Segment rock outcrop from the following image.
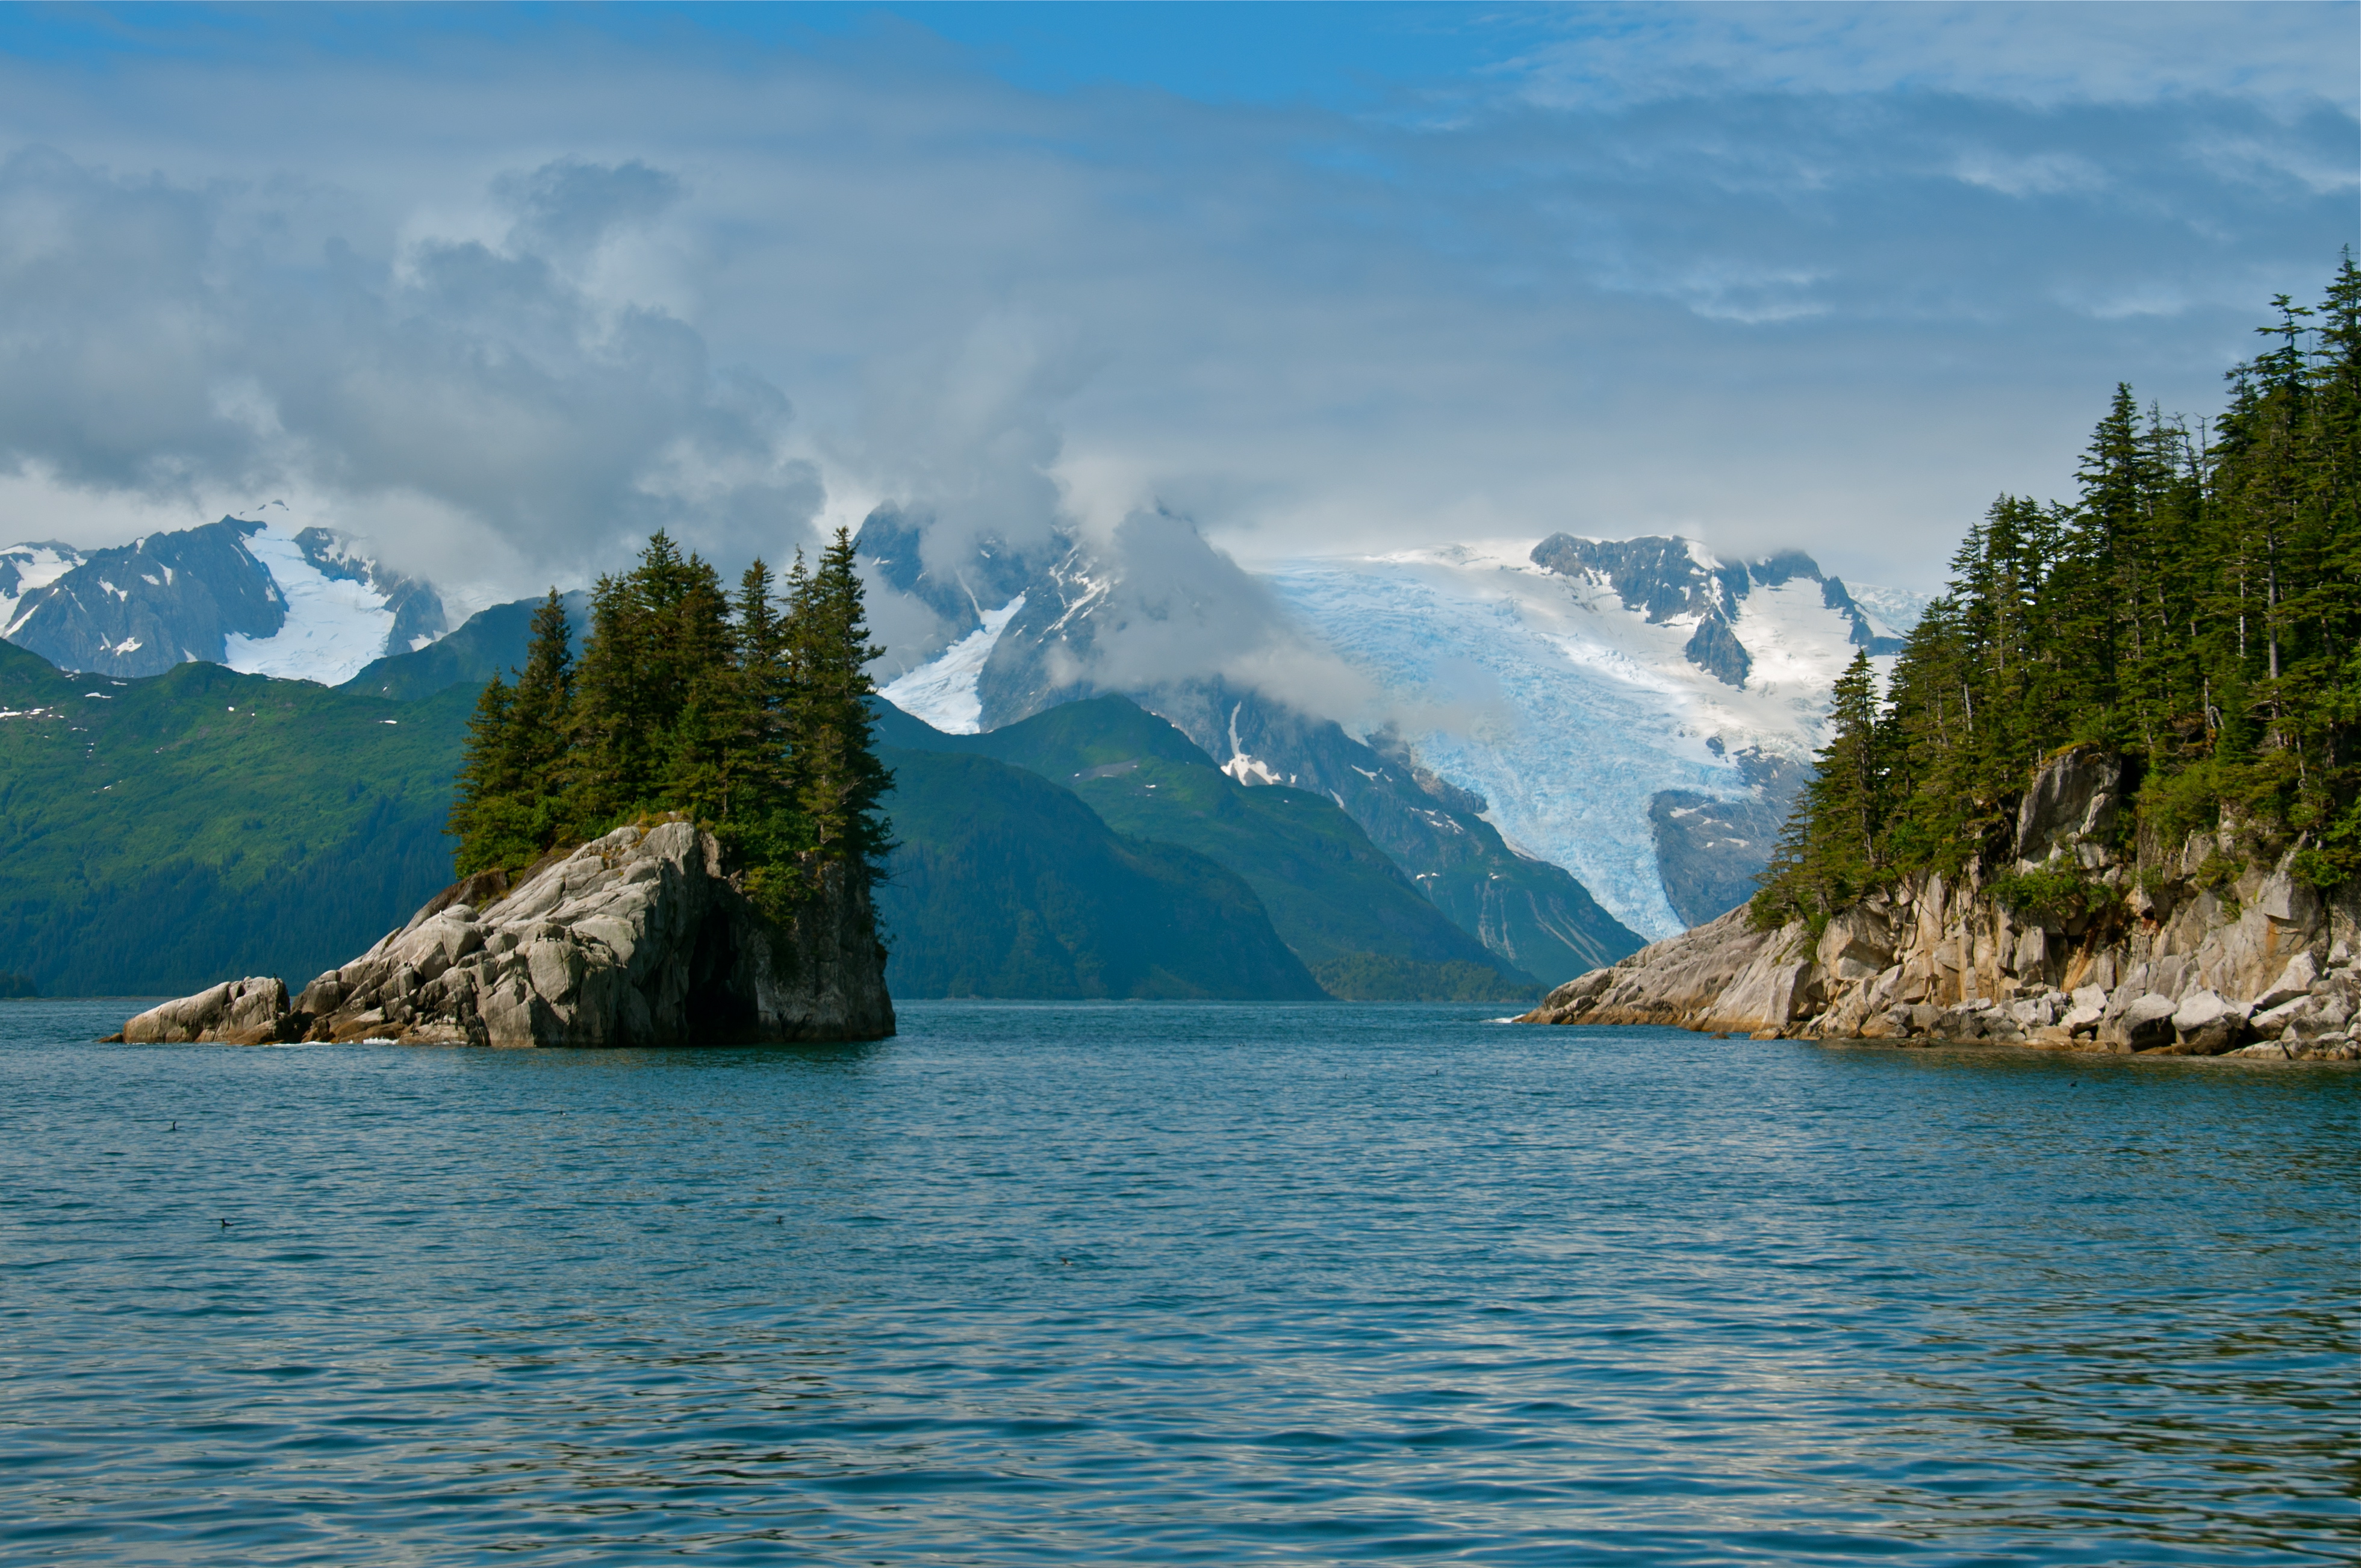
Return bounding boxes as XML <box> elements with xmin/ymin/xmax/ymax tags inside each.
<box><xmin>123</xmin><ymin>977</ymin><xmax>291</xmax><ymax>1045</ymax></box>
<box><xmin>121</xmin><ymin>818</ymin><xmax>894</xmax><ymax>1047</ymax></box>
<box><xmin>1522</xmin><ymin>747</ymin><xmax>2361</xmax><ymax>1062</ymax></box>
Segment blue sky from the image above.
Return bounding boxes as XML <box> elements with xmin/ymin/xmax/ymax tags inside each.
<box><xmin>0</xmin><ymin>2</ymin><xmax>2351</xmax><ymax>597</ymax></box>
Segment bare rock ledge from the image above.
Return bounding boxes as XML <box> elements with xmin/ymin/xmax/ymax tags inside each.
<box><xmin>122</xmin><ymin>818</ymin><xmax>894</xmax><ymax>1047</ymax></box>
<box><xmin>1520</xmin><ymin>748</ymin><xmax>2361</xmax><ymax>1063</ymax></box>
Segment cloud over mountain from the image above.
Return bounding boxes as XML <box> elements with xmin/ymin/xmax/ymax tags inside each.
<box><xmin>0</xmin><ymin>5</ymin><xmax>2348</xmax><ymax>596</ymax></box>
<box><xmin>0</xmin><ymin>145</ymin><xmax>819</xmax><ymax>588</ymax></box>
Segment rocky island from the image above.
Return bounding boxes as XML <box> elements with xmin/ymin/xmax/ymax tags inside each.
<box><xmin>1534</xmin><ymin>270</ymin><xmax>2361</xmax><ymax>1063</ymax></box>
<box><xmin>120</xmin><ymin>527</ymin><xmax>899</xmax><ymax>1049</ymax></box>
<box><xmin>1521</xmin><ymin>748</ymin><xmax>2360</xmax><ymax>1060</ymax></box>
<box><xmin>122</xmin><ymin>817</ymin><xmax>892</xmax><ymax>1047</ymax></box>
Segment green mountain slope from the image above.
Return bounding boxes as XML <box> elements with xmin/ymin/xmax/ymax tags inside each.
<box><xmin>875</xmin><ymin>696</ymin><xmax>1542</xmax><ymax>1001</ymax></box>
<box><xmin>877</xmin><ymin>750</ymin><xmax>1323</xmax><ymax>999</ymax></box>
<box><xmin>0</xmin><ymin>640</ymin><xmax>1324</xmax><ymax>1003</ymax></box>
<box><xmin>341</xmin><ymin>591</ymin><xmax>586</xmax><ymax>702</ymax></box>
<box><xmin>0</xmin><ymin>641</ymin><xmax>471</xmax><ymax>995</ymax></box>
<box><xmin>1149</xmin><ymin>693</ymin><xmax>1644</xmax><ymax>985</ymax></box>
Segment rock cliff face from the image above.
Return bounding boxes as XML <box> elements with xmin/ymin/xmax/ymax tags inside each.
<box><xmin>1520</xmin><ymin>748</ymin><xmax>2361</xmax><ymax>1062</ymax></box>
<box><xmin>122</xmin><ymin>818</ymin><xmax>894</xmax><ymax>1047</ymax></box>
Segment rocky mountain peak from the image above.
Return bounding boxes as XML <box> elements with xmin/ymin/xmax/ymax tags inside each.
<box><xmin>1529</xmin><ymin>532</ymin><xmax>1902</xmax><ymax>691</ymax></box>
<box><xmin>2</xmin><ymin>515</ymin><xmax>444</xmax><ymax>682</ymax></box>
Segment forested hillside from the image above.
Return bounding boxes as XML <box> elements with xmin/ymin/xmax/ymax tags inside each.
<box><xmin>876</xmin><ymin>695</ymin><xmax>1552</xmax><ymax>1000</ymax></box>
<box><xmin>0</xmin><ymin>641</ymin><xmax>471</xmax><ymax>995</ymax></box>
<box><xmin>1759</xmin><ymin>260</ymin><xmax>2360</xmax><ymax>924</ymax></box>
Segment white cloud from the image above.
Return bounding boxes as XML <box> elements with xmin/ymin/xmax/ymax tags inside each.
<box><xmin>0</xmin><ymin>7</ymin><xmax>2347</xmax><ymax>600</ymax></box>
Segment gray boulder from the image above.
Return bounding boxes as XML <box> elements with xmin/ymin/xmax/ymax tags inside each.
<box><xmin>2165</xmin><ymin>989</ymin><xmax>2248</xmax><ymax>1056</ymax></box>
<box><xmin>123</xmin><ymin>818</ymin><xmax>894</xmax><ymax>1048</ymax></box>
<box><xmin>2098</xmin><ymin>993</ymin><xmax>2178</xmax><ymax>1053</ymax></box>
<box><xmin>123</xmin><ymin>977</ymin><xmax>291</xmax><ymax>1044</ymax></box>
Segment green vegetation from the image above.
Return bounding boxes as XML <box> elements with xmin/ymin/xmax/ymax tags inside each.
<box><xmin>1986</xmin><ymin>865</ymin><xmax>2120</xmax><ymax>925</ymax></box>
<box><xmin>875</xmin><ymin>694</ymin><xmax>1543</xmax><ymax>1000</ymax></box>
<box><xmin>876</xmin><ymin>750</ymin><xmax>1324</xmax><ymax>998</ymax></box>
<box><xmin>1758</xmin><ymin>260</ymin><xmax>2360</xmax><ymax>924</ymax></box>
<box><xmin>0</xmin><ymin>972</ymin><xmax>38</xmax><ymax>998</ymax></box>
<box><xmin>0</xmin><ymin>640</ymin><xmax>472</xmax><ymax>995</ymax></box>
<box><xmin>449</xmin><ymin>529</ymin><xmax>891</xmax><ymax>913</ymax></box>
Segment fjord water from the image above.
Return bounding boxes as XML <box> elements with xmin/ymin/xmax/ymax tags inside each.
<box><xmin>4</xmin><ymin>1002</ymin><xmax>2354</xmax><ymax>1565</ymax></box>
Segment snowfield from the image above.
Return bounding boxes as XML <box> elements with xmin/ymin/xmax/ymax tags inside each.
<box><xmin>0</xmin><ymin>544</ymin><xmax>84</xmax><ymax>636</ymax></box>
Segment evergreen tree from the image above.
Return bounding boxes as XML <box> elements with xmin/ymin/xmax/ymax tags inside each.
<box><xmin>1753</xmin><ymin>649</ymin><xmax>1883</xmax><ymax>927</ymax></box>
<box><xmin>444</xmin><ymin>526</ymin><xmax>895</xmax><ymax>913</ymax></box>
<box><xmin>783</xmin><ymin>527</ymin><xmax>894</xmax><ymax>877</ymax></box>
<box><xmin>1755</xmin><ymin>260</ymin><xmax>2361</xmax><ymax>922</ymax></box>
<box><xmin>447</xmin><ymin>590</ymin><xmax>575</xmax><ymax>876</ymax></box>
<box><xmin>448</xmin><ymin>674</ymin><xmax>524</xmax><ymax>877</ymax></box>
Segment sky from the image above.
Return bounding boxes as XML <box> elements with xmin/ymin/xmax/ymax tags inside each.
<box><xmin>0</xmin><ymin>1</ymin><xmax>2351</xmax><ymax>606</ymax></box>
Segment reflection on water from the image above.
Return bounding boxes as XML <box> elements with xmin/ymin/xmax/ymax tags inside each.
<box><xmin>2</xmin><ymin>998</ymin><xmax>2354</xmax><ymax>1564</ymax></box>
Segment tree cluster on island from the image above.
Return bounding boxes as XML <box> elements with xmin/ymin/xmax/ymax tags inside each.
<box><xmin>447</xmin><ymin>527</ymin><xmax>892</xmax><ymax>918</ymax></box>
<box><xmin>1759</xmin><ymin>258</ymin><xmax>2360</xmax><ymax>927</ymax></box>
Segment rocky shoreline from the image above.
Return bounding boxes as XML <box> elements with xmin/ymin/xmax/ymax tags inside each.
<box><xmin>1520</xmin><ymin>750</ymin><xmax>2360</xmax><ymax>1062</ymax></box>
<box><xmin>118</xmin><ymin>818</ymin><xmax>894</xmax><ymax>1047</ymax></box>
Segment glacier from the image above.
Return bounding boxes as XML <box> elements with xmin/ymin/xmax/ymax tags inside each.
<box><xmin>222</xmin><ymin>526</ymin><xmax>404</xmax><ymax>686</ymax></box>
<box><xmin>1263</xmin><ymin>542</ymin><xmax>1885</xmax><ymax>941</ymax></box>
<box><xmin>877</xmin><ymin>596</ymin><xmax>1027</xmax><ymax>734</ymax></box>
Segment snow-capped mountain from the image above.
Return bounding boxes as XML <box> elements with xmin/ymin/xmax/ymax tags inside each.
<box><xmin>862</xmin><ymin>508</ymin><xmax>1649</xmax><ymax>983</ymax></box>
<box><xmin>2</xmin><ymin>516</ymin><xmax>444</xmax><ymax>684</ymax></box>
<box><xmin>862</xmin><ymin>512</ymin><xmax>1924</xmax><ymax>944</ymax></box>
<box><xmin>0</xmin><ymin>543</ymin><xmax>86</xmax><ymax>634</ymax></box>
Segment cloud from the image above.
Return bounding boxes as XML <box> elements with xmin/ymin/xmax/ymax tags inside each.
<box><xmin>0</xmin><ymin>145</ymin><xmax>819</xmax><ymax>586</ymax></box>
<box><xmin>1046</xmin><ymin>509</ymin><xmax>1386</xmax><ymax>724</ymax></box>
<box><xmin>0</xmin><ymin>6</ymin><xmax>2348</xmax><ymax>600</ymax></box>
<box><xmin>496</xmin><ymin>156</ymin><xmax>682</xmax><ymax>258</ymax></box>
<box><xmin>841</xmin><ymin>310</ymin><xmax>1098</xmax><ymax>579</ymax></box>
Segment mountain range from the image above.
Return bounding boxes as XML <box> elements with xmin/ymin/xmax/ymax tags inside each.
<box><xmin>0</xmin><ymin>577</ymin><xmax>1610</xmax><ymax>999</ymax></box>
<box><xmin>2</xmin><ymin>514</ymin><xmax>444</xmax><ymax>683</ymax></box>
<box><xmin>3</xmin><ymin>506</ymin><xmax>1920</xmax><ymax>992</ymax></box>
<box><xmin>860</xmin><ymin>509</ymin><xmax>1922</xmax><ymax>941</ymax></box>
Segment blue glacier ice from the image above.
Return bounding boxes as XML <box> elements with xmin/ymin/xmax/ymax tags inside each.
<box><xmin>1265</xmin><ymin>543</ymin><xmax>1876</xmax><ymax>941</ymax></box>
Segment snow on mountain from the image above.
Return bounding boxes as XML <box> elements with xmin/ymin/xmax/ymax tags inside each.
<box><xmin>2</xmin><ymin>517</ymin><xmax>445</xmax><ymax>682</ymax></box>
<box><xmin>877</xmin><ymin>594</ymin><xmax>1027</xmax><ymax>733</ymax></box>
<box><xmin>859</xmin><ymin>512</ymin><xmax>1919</xmax><ymax>941</ymax></box>
<box><xmin>0</xmin><ymin>543</ymin><xmax>84</xmax><ymax>637</ymax></box>
<box><xmin>1264</xmin><ymin>538</ymin><xmax>1890</xmax><ymax>940</ymax></box>
<box><xmin>220</xmin><ymin>528</ymin><xmax>413</xmax><ymax>684</ymax></box>
<box><xmin>1846</xmin><ymin>583</ymin><xmax>1933</xmax><ymax>639</ymax></box>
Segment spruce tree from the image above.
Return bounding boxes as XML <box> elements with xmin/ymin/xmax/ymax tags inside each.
<box><xmin>783</xmin><ymin>527</ymin><xmax>894</xmax><ymax>877</ymax></box>
<box><xmin>448</xmin><ymin>590</ymin><xmax>576</xmax><ymax>876</ymax></box>
<box><xmin>446</xmin><ymin>526</ymin><xmax>897</xmax><ymax>915</ymax></box>
<box><xmin>448</xmin><ymin>674</ymin><xmax>524</xmax><ymax>877</ymax></box>
<box><xmin>1753</xmin><ymin>649</ymin><xmax>1883</xmax><ymax>928</ymax></box>
<box><xmin>1755</xmin><ymin>258</ymin><xmax>2360</xmax><ymax>921</ymax></box>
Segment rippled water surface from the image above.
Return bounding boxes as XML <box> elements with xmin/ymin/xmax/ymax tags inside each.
<box><xmin>4</xmin><ymin>1000</ymin><xmax>2357</xmax><ymax>1564</ymax></box>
